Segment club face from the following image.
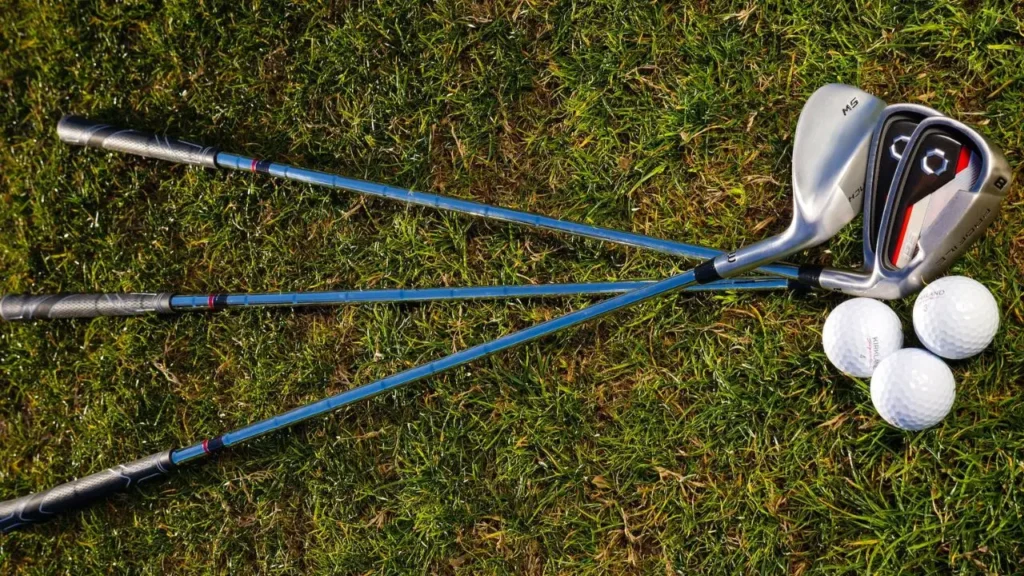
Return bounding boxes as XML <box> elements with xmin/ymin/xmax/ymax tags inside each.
<box><xmin>788</xmin><ymin>84</ymin><xmax>888</xmax><ymax>245</ymax></box>
<box><xmin>712</xmin><ymin>83</ymin><xmax>888</xmax><ymax>278</ymax></box>
<box><xmin>882</xmin><ymin>122</ymin><xmax>981</xmax><ymax>270</ymax></box>
<box><xmin>862</xmin><ymin>104</ymin><xmax>941</xmax><ymax>266</ymax></box>
<box><xmin>876</xmin><ymin>116</ymin><xmax>1010</xmax><ymax>280</ymax></box>
<box><xmin>710</xmin><ymin>85</ymin><xmax>886</xmax><ymax>278</ymax></box>
<box><xmin>821</xmin><ymin>116</ymin><xmax>1012</xmax><ymax>299</ymax></box>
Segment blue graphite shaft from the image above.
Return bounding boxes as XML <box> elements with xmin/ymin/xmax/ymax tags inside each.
<box><xmin>171</xmin><ymin>268</ymin><xmax>702</xmax><ymax>464</ymax></box>
<box><xmin>54</xmin><ymin>115</ymin><xmax>802</xmax><ymax>280</ymax></box>
<box><xmin>0</xmin><ymin>267</ymin><xmax>708</xmax><ymax>531</ymax></box>
<box><xmin>0</xmin><ymin>278</ymin><xmax>789</xmax><ymax>321</ymax></box>
<box><xmin>0</xmin><ymin>116</ymin><xmax>812</xmax><ymax>532</ymax></box>
<box><xmin>167</xmin><ymin>277</ymin><xmax>790</xmax><ymax>310</ymax></box>
<box><xmin>216</xmin><ymin>153</ymin><xmax>803</xmax><ymax>281</ymax></box>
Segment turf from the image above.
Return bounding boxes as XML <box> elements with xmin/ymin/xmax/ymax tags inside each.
<box><xmin>1</xmin><ymin>0</ymin><xmax>1022</xmax><ymax>573</ymax></box>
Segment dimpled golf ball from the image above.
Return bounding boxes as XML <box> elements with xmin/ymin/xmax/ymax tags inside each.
<box><xmin>870</xmin><ymin>348</ymin><xmax>955</xmax><ymax>430</ymax></box>
<box><xmin>822</xmin><ymin>298</ymin><xmax>904</xmax><ymax>378</ymax></box>
<box><xmin>913</xmin><ymin>276</ymin><xmax>999</xmax><ymax>360</ymax></box>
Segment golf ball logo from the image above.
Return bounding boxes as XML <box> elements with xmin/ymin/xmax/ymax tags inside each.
<box><xmin>864</xmin><ymin>335</ymin><xmax>883</xmax><ymax>365</ymax></box>
<box><xmin>823</xmin><ymin>298</ymin><xmax>903</xmax><ymax>378</ymax></box>
<box><xmin>914</xmin><ymin>288</ymin><xmax>944</xmax><ymax>309</ymax></box>
<box><xmin>913</xmin><ymin>276</ymin><xmax>999</xmax><ymax>359</ymax></box>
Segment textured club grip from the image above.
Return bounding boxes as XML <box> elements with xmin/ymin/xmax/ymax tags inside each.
<box><xmin>57</xmin><ymin>115</ymin><xmax>219</xmax><ymax>168</ymax></box>
<box><xmin>0</xmin><ymin>450</ymin><xmax>175</xmax><ymax>532</ymax></box>
<box><xmin>0</xmin><ymin>293</ymin><xmax>174</xmax><ymax>321</ymax></box>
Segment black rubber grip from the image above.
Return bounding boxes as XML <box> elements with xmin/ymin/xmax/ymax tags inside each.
<box><xmin>0</xmin><ymin>450</ymin><xmax>175</xmax><ymax>532</ymax></box>
<box><xmin>0</xmin><ymin>293</ymin><xmax>174</xmax><ymax>321</ymax></box>
<box><xmin>57</xmin><ymin>115</ymin><xmax>219</xmax><ymax>168</ymax></box>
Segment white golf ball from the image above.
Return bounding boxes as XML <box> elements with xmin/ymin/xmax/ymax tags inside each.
<box><xmin>913</xmin><ymin>276</ymin><xmax>999</xmax><ymax>360</ymax></box>
<box><xmin>822</xmin><ymin>298</ymin><xmax>903</xmax><ymax>378</ymax></box>
<box><xmin>870</xmin><ymin>348</ymin><xmax>955</xmax><ymax>430</ymax></box>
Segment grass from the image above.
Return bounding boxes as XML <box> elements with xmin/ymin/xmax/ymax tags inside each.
<box><xmin>1</xmin><ymin>0</ymin><xmax>1022</xmax><ymax>573</ymax></box>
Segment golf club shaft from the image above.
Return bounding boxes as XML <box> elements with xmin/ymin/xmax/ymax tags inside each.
<box><xmin>169</xmin><ymin>277</ymin><xmax>787</xmax><ymax>309</ymax></box>
<box><xmin>56</xmin><ymin>116</ymin><xmax>804</xmax><ymax>281</ymax></box>
<box><xmin>0</xmin><ymin>208</ymin><xmax>804</xmax><ymax>531</ymax></box>
<box><xmin>0</xmin><ymin>266</ymin><xmax>705</xmax><ymax>531</ymax></box>
<box><xmin>0</xmin><ymin>277</ymin><xmax>792</xmax><ymax>320</ymax></box>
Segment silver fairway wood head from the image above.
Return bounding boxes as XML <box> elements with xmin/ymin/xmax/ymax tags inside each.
<box><xmin>704</xmin><ymin>84</ymin><xmax>887</xmax><ymax>280</ymax></box>
<box><xmin>814</xmin><ymin>115</ymin><xmax>1012</xmax><ymax>299</ymax></box>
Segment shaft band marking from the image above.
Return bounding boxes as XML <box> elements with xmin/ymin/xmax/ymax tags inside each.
<box><xmin>200</xmin><ymin>438</ymin><xmax>225</xmax><ymax>454</ymax></box>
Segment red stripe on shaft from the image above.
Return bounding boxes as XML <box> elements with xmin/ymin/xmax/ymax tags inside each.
<box><xmin>891</xmin><ymin>205</ymin><xmax>915</xmax><ymax>264</ymax></box>
<box><xmin>250</xmin><ymin>158</ymin><xmax>258</xmax><ymax>173</ymax></box>
<box><xmin>208</xmin><ymin>294</ymin><xmax>216</xmax><ymax>310</ymax></box>
<box><xmin>955</xmin><ymin>146</ymin><xmax>970</xmax><ymax>174</ymax></box>
<box><xmin>202</xmin><ymin>439</ymin><xmax>210</xmax><ymax>454</ymax></box>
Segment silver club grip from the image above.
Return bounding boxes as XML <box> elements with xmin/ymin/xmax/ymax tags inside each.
<box><xmin>0</xmin><ymin>293</ymin><xmax>174</xmax><ymax>321</ymax></box>
<box><xmin>57</xmin><ymin>115</ymin><xmax>219</xmax><ymax>168</ymax></box>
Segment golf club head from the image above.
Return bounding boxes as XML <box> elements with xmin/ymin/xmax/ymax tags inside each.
<box><xmin>862</xmin><ymin>103</ymin><xmax>942</xmax><ymax>267</ymax></box>
<box><xmin>703</xmin><ymin>84</ymin><xmax>887</xmax><ymax>280</ymax></box>
<box><xmin>816</xmin><ymin>115</ymin><xmax>1012</xmax><ymax>299</ymax></box>
<box><xmin>790</xmin><ymin>84</ymin><xmax>888</xmax><ymax>246</ymax></box>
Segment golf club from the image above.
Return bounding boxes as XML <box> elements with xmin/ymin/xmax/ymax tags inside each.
<box><xmin>0</xmin><ymin>84</ymin><xmax>886</xmax><ymax>531</ymax></box>
<box><xmin>0</xmin><ymin>277</ymin><xmax>792</xmax><ymax>320</ymax></box>
<box><xmin>51</xmin><ymin>112</ymin><xmax>805</xmax><ymax>281</ymax></box>
<box><xmin>1</xmin><ymin>102</ymin><xmax>963</xmax><ymax>323</ymax></box>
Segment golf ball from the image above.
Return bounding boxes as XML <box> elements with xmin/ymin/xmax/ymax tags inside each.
<box><xmin>822</xmin><ymin>298</ymin><xmax>903</xmax><ymax>378</ymax></box>
<box><xmin>913</xmin><ymin>276</ymin><xmax>999</xmax><ymax>360</ymax></box>
<box><xmin>870</xmin><ymin>348</ymin><xmax>955</xmax><ymax>431</ymax></box>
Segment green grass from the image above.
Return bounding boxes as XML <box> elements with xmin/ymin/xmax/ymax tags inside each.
<box><xmin>1</xmin><ymin>0</ymin><xmax>1022</xmax><ymax>573</ymax></box>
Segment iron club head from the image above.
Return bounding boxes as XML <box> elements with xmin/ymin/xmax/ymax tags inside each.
<box><xmin>862</xmin><ymin>103</ymin><xmax>942</xmax><ymax>267</ymax></box>
<box><xmin>813</xmin><ymin>115</ymin><xmax>1012</xmax><ymax>299</ymax></box>
<box><xmin>700</xmin><ymin>84</ymin><xmax>887</xmax><ymax>281</ymax></box>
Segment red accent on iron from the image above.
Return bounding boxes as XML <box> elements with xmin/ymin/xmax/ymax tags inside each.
<box><xmin>250</xmin><ymin>158</ymin><xmax>259</xmax><ymax>173</ymax></box>
<box><xmin>202</xmin><ymin>439</ymin><xmax>210</xmax><ymax>454</ymax></box>
<box><xmin>955</xmin><ymin>146</ymin><xmax>970</xmax><ymax>174</ymax></box>
<box><xmin>208</xmin><ymin>295</ymin><xmax>216</xmax><ymax>310</ymax></box>
<box><xmin>891</xmin><ymin>204</ymin><xmax>915</xmax><ymax>264</ymax></box>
